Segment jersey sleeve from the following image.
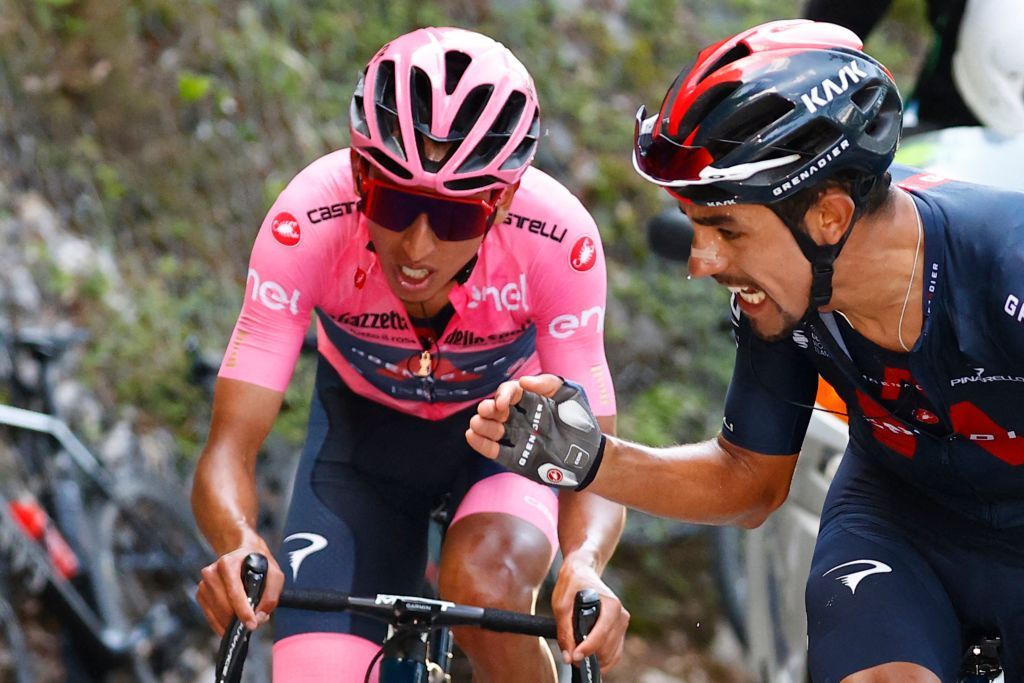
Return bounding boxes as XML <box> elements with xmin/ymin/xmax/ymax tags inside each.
<box><xmin>218</xmin><ymin>178</ymin><xmax>338</xmax><ymax>392</ymax></box>
<box><xmin>526</xmin><ymin>192</ymin><xmax>616</xmax><ymax>416</ymax></box>
<box><xmin>722</xmin><ymin>296</ymin><xmax>818</xmax><ymax>454</ymax></box>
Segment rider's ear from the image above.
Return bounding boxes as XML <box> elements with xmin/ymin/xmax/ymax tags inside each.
<box><xmin>807</xmin><ymin>188</ymin><xmax>856</xmax><ymax>246</ymax></box>
<box><xmin>490</xmin><ymin>180</ymin><xmax>520</xmax><ymax>227</ymax></box>
<box><xmin>496</xmin><ymin>180</ymin><xmax>520</xmax><ymax>211</ymax></box>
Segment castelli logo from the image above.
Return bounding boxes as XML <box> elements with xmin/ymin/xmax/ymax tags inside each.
<box><xmin>913</xmin><ymin>408</ymin><xmax>940</xmax><ymax>425</ymax></box>
<box><xmin>569</xmin><ymin>236</ymin><xmax>597</xmax><ymax>272</ymax></box>
<box><xmin>354</xmin><ymin>268</ymin><xmax>367</xmax><ymax>289</ymax></box>
<box><xmin>546</xmin><ymin>469</ymin><xmax>563</xmax><ymax>484</ymax></box>
<box><xmin>272</xmin><ymin>212</ymin><xmax>301</xmax><ymax>246</ymax></box>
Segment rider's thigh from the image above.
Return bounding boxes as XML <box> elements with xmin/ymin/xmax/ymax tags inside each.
<box><xmin>273</xmin><ymin>633</ymin><xmax>380</xmax><ymax>683</ymax></box>
<box><xmin>840</xmin><ymin>661</ymin><xmax>940</xmax><ymax>683</ymax></box>
<box><xmin>272</xmin><ymin>392</ymin><xmax>435</xmax><ymax>645</ymax></box>
<box><xmin>438</xmin><ymin>510</ymin><xmax>554</xmax><ymax>608</ymax></box>
<box><xmin>449</xmin><ymin>470</ymin><xmax>559</xmax><ymax>560</ymax></box>
<box><xmin>805</xmin><ymin>516</ymin><xmax>960</xmax><ymax>682</ymax></box>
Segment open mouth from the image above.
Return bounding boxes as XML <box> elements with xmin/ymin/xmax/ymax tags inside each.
<box><xmin>727</xmin><ymin>285</ymin><xmax>766</xmax><ymax>305</ymax></box>
<box><xmin>397</xmin><ymin>264</ymin><xmax>433</xmax><ymax>289</ymax></box>
<box><xmin>401</xmin><ymin>265</ymin><xmax>430</xmax><ymax>280</ymax></box>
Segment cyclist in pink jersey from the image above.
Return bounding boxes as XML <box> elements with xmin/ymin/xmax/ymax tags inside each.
<box><xmin>191</xmin><ymin>26</ymin><xmax>628</xmax><ymax>682</ymax></box>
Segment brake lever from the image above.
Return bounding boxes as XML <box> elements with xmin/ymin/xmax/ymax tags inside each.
<box><xmin>571</xmin><ymin>588</ymin><xmax>602</xmax><ymax>683</ymax></box>
<box><xmin>214</xmin><ymin>553</ymin><xmax>268</xmax><ymax>683</ymax></box>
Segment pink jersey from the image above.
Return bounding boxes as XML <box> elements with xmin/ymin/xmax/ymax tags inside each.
<box><xmin>219</xmin><ymin>149</ymin><xmax>616</xmax><ymax>420</ymax></box>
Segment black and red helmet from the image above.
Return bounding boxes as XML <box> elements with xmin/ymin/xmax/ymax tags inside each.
<box><xmin>633</xmin><ymin>20</ymin><xmax>903</xmax><ymax>206</ymax></box>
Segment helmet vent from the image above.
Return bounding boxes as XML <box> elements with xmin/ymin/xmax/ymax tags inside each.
<box><xmin>373</xmin><ymin>60</ymin><xmax>405</xmax><ymax>160</ymax></box>
<box><xmin>500</xmin><ymin>109</ymin><xmax>539</xmax><ymax>171</ymax></box>
<box><xmin>492</xmin><ymin>91</ymin><xmax>527</xmax><ymax>135</ymax></box>
<box><xmin>711</xmin><ymin>93</ymin><xmax>795</xmax><ymax>153</ymax></box>
<box><xmin>444</xmin><ymin>50</ymin><xmax>473</xmax><ymax>95</ymax></box>
<box><xmin>449</xmin><ymin>85</ymin><xmax>494</xmax><ymax>139</ymax></box>
<box><xmin>850</xmin><ymin>83</ymin><xmax>884</xmax><ymax>115</ymax></box>
<box><xmin>444</xmin><ymin>175</ymin><xmax>500</xmax><ymax>192</ymax></box>
<box><xmin>363</xmin><ymin>148</ymin><xmax>414</xmax><ymax>180</ymax></box>
<box><xmin>454</xmin><ymin>91</ymin><xmax>529</xmax><ymax>174</ymax></box>
<box><xmin>863</xmin><ymin>88</ymin><xmax>902</xmax><ymax>142</ymax></box>
<box><xmin>700</xmin><ymin>45</ymin><xmax>752</xmax><ymax>84</ymax></box>
<box><xmin>676</xmin><ymin>82</ymin><xmax>740</xmax><ymax>145</ymax></box>
<box><xmin>350</xmin><ymin>70</ymin><xmax>370</xmax><ymax>137</ymax></box>
<box><xmin>779</xmin><ymin>118</ymin><xmax>842</xmax><ymax>159</ymax></box>
<box><xmin>411</xmin><ymin>67</ymin><xmax>433</xmax><ymax>130</ymax></box>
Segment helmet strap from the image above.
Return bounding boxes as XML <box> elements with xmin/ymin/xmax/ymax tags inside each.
<box><xmin>778</xmin><ymin>174</ymin><xmax>877</xmax><ymax>308</ymax></box>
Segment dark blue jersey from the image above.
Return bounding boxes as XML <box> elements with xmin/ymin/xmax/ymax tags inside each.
<box><xmin>724</xmin><ymin>169</ymin><xmax>1024</xmax><ymax>528</ymax></box>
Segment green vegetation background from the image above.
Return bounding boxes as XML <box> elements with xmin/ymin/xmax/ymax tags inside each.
<box><xmin>0</xmin><ymin>0</ymin><xmax>928</xmax><ymax>455</ymax></box>
<box><xmin>0</xmin><ymin>0</ymin><xmax>930</xmax><ymax>671</ymax></box>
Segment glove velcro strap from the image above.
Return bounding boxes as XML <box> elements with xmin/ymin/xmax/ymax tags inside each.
<box><xmin>573</xmin><ymin>434</ymin><xmax>606</xmax><ymax>491</ymax></box>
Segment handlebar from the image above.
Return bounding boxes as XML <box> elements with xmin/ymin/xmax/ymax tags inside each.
<box><xmin>214</xmin><ymin>553</ymin><xmax>604</xmax><ymax>682</ymax></box>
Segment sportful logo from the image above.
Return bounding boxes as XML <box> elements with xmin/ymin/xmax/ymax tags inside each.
<box><xmin>247</xmin><ymin>269</ymin><xmax>301</xmax><ymax>315</ymax></box>
<box><xmin>801</xmin><ymin>60</ymin><xmax>869</xmax><ymax>114</ymax></box>
<box><xmin>824</xmin><ymin>559</ymin><xmax>892</xmax><ymax>595</ymax></box>
<box><xmin>283</xmin><ymin>532</ymin><xmax>328</xmax><ymax>581</ymax></box>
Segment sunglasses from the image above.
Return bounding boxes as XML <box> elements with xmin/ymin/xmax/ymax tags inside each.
<box><xmin>361</xmin><ymin>177</ymin><xmax>501</xmax><ymax>242</ymax></box>
<box><xmin>631</xmin><ymin>106</ymin><xmax>800</xmax><ymax>188</ymax></box>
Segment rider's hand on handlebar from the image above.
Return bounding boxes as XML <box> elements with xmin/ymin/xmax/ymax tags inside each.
<box><xmin>197</xmin><ymin>539</ymin><xmax>285</xmax><ymax>635</ymax></box>
<box><xmin>552</xmin><ymin>556</ymin><xmax>629</xmax><ymax>670</ymax></box>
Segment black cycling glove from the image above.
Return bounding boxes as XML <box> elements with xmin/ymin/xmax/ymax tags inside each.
<box><xmin>496</xmin><ymin>381</ymin><xmax>605</xmax><ymax>490</ymax></box>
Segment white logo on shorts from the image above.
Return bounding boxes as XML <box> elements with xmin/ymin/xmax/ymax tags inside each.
<box><xmin>824</xmin><ymin>559</ymin><xmax>892</xmax><ymax>595</ymax></box>
<box><xmin>284</xmin><ymin>532</ymin><xmax>328</xmax><ymax>581</ymax></box>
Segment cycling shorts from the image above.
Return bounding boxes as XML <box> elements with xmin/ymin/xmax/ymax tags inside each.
<box><xmin>272</xmin><ymin>357</ymin><xmax>559</xmax><ymax>645</ymax></box>
<box><xmin>806</xmin><ymin>453</ymin><xmax>1024</xmax><ymax>681</ymax></box>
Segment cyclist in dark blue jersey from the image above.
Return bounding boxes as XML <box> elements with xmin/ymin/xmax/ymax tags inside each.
<box><xmin>466</xmin><ymin>19</ymin><xmax>1024</xmax><ymax>683</ymax></box>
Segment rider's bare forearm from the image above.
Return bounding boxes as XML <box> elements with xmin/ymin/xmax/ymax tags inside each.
<box><xmin>191</xmin><ymin>378</ymin><xmax>285</xmax><ymax>555</ymax></box>
<box><xmin>585</xmin><ymin>434</ymin><xmax>797</xmax><ymax>528</ymax></box>
<box><xmin>192</xmin><ymin>445</ymin><xmax>263</xmax><ymax>555</ymax></box>
<box><xmin>557</xmin><ymin>415</ymin><xmax>624</xmax><ymax>570</ymax></box>
<box><xmin>558</xmin><ymin>491</ymin><xmax>625</xmax><ymax>572</ymax></box>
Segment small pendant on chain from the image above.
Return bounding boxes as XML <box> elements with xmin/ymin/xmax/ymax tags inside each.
<box><xmin>416</xmin><ymin>350</ymin><xmax>432</xmax><ymax>377</ymax></box>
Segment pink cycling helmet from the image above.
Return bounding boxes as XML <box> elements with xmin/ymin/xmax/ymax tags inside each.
<box><xmin>350</xmin><ymin>27</ymin><xmax>541</xmax><ymax>196</ymax></box>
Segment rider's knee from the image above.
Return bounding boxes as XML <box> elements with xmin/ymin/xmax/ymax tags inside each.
<box><xmin>437</xmin><ymin>514</ymin><xmax>552</xmax><ymax>610</ymax></box>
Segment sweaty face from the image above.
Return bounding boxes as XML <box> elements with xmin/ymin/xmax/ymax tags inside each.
<box><xmin>684</xmin><ymin>203</ymin><xmax>813</xmax><ymax>342</ymax></box>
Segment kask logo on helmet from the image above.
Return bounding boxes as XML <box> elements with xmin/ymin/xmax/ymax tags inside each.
<box><xmin>800</xmin><ymin>60</ymin><xmax>869</xmax><ymax>114</ymax></box>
